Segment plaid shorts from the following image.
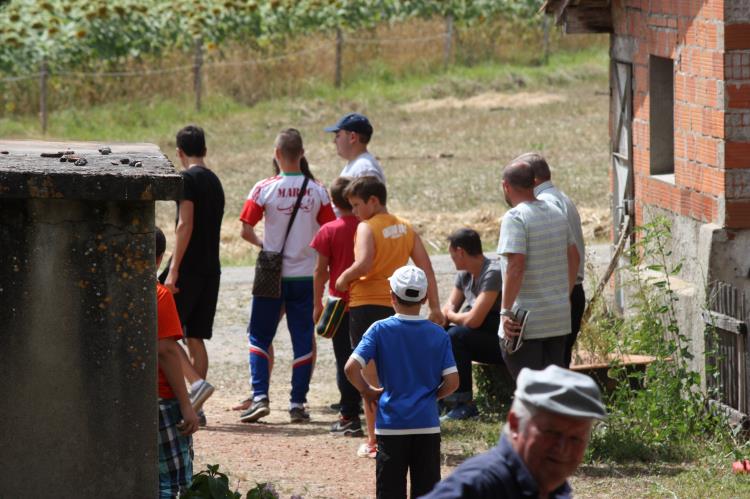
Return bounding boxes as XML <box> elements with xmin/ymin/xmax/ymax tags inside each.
<box><xmin>158</xmin><ymin>399</ymin><xmax>193</xmax><ymax>498</ymax></box>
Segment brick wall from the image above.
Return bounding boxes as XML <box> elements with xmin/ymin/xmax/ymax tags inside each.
<box><xmin>725</xmin><ymin>3</ymin><xmax>750</xmax><ymax>227</ymax></box>
<box><xmin>613</xmin><ymin>0</ymin><xmax>739</xmax><ymax>228</ymax></box>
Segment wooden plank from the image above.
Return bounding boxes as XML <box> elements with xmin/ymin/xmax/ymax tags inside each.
<box><xmin>702</xmin><ymin>310</ymin><xmax>747</xmax><ymax>335</ymax></box>
<box><xmin>563</xmin><ymin>6</ymin><xmax>613</xmax><ymax>34</ymax></box>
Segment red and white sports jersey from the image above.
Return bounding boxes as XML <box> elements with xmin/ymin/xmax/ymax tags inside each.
<box><xmin>240</xmin><ymin>173</ymin><xmax>336</xmax><ymax>278</ymax></box>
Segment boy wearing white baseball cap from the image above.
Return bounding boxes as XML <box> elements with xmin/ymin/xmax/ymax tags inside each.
<box><xmin>345</xmin><ymin>265</ymin><xmax>459</xmax><ymax>498</ymax></box>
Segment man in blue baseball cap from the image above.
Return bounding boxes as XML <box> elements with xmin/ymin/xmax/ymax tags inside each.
<box><xmin>420</xmin><ymin>365</ymin><xmax>606</xmax><ymax>498</ymax></box>
<box><xmin>325</xmin><ymin>112</ymin><xmax>385</xmax><ymax>185</ymax></box>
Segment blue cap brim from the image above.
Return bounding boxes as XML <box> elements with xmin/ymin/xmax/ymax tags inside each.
<box><xmin>323</xmin><ymin>125</ymin><xmax>340</xmax><ymax>132</ymax></box>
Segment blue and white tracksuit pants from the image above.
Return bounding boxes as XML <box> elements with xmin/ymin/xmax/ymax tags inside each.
<box><xmin>247</xmin><ymin>279</ymin><xmax>314</xmax><ymax>404</ymax></box>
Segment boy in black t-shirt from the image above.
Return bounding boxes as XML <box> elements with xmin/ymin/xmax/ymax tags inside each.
<box><xmin>161</xmin><ymin>124</ymin><xmax>225</xmax><ymax>425</ymax></box>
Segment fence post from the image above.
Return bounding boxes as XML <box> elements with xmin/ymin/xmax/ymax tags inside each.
<box><xmin>542</xmin><ymin>15</ymin><xmax>551</xmax><ymax>64</ymax></box>
<box><xmin>444</xmin><ymin>14</ymin><xmax>453</xmax><ymax>67</ymax></box>
<box><xmin>193</xmin><ymin>37</ymin><xmax>203</xmax><ymax>112</ymax></box>
<box><xmin>335</xmin><ymin>27</ymin><xmax>343</xmax><ymax>88</ymax></box>
<box><xmin>39</xmin><ymin>58</ymin><xmax>48</xmax><ymax>134</ymax></box>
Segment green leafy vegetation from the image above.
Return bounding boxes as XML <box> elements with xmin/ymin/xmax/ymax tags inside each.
<box><xmin>0</xmin><ymin>0</ymin><xmax>543</xmax><ymax>74</ymax></box>
<box><xmin>584</xmin><ymin>218</ymin><xmax>744</xmax><ymax>462</ymax></box>
<box><xmin>181</xmin><ymin>464</ymin><xmax>287</xmax><ymax>499</ymax></box>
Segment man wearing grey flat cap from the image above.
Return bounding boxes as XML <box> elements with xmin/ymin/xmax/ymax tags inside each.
<box><xmin>325</xmin><ymin>112</ymin><xmax>385</xmax><ymax>185</ymax></box>
<box><xmin>420</xmin><ymin>365</ymin><xmax>606</xmax><ymax>499</ymax></box>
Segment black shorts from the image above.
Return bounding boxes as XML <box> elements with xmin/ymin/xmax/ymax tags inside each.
<box><xmin>172</xmin><ymin>272</ymin><xmax>220</xmax><ymax>340</ymax></box>
<box><xmin>349</xmin><ymin>304</ymin><xmax>394</xmax><ymax>349</ymax></box>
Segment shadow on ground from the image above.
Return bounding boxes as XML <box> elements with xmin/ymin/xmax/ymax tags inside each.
<box><xmin>204</xmin><ymin>420</ymin><xmax>333</xmax><ymax>438</ymax></box>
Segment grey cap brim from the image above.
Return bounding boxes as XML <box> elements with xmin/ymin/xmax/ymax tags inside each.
<box><xmin>515</xmin><ymin>365</ymin><xmax>607</xmax><ymax>420</ymax></box>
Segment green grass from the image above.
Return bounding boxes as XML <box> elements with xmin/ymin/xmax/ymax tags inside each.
<box><xmin>304</xmin><ymin>45</ymin><xmax>609</xmax><ymax>104</ymax></box>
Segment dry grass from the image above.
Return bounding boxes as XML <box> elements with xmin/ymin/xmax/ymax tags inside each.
<box><xmin>1</xmin><ymin>16</ymin><xmax>603</xmax><ymax>116</ymax></box>
<box><xmin>156</xmin><ymin>59</ymin><xmax>612</xmax><ymax>265</ymax></box>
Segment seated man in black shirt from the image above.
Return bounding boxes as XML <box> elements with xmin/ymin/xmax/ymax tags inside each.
<box><xmin>440</xmin><ymin>228</ymin><xmax>505</xmax><ymax>420</ymax></box>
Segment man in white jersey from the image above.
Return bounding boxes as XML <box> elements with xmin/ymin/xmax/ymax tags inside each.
<box><xmin>522</xmin><ymin>153</ymin><xmax>586</xmax><ymax>369</ymax></box>
<box><xmin>325</xmin><ymin>113</ymin><xmax>385</xmax><ymax>184</ymax></box>
<box><xmin>497</xmin><ymin>157</ymin><xmax>579</xmax><ymax>379</ymax></box>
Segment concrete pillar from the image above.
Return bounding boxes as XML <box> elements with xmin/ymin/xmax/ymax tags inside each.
<box><xmin>0</xmin><ymin>140</ymin><xmax>181</xmax><ymax>498</ymax></box>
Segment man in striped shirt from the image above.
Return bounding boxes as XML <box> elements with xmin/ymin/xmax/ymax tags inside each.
<box><xmin>524</xmin><ymin>153</ymin><xmax>586</xmax><ymax>369</ymax></box>
<box><xmin>497</xmin><ymin>156</ymin><xmax>580</xmax><ymax>379</ymax></box>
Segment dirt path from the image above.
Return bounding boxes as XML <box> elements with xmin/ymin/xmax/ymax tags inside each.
<box><xmin>192</xmin><ymin>249</ymin><xmax>611</xmax><ymax>497</ymax></box>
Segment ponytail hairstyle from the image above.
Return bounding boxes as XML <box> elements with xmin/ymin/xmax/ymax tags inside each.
<box><xmin>272</xmin><ymin>128</ymin><xmax>316</xmax><ymax>181</ymax></box>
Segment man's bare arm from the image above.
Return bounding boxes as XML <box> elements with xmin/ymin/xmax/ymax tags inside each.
<box><xmin>312</xmin><ymin>253</ymin><xmax>330</xmax><ymax>324</ymax></box>
<box><xmin>410</xmin><ymin>234</ymin><xmax>444</xmax><ymax>325</ymax></box>
<box><xmin>447</xmin><ymin>291</ymin><xmax>499</xmax><ymax>330</ymax></box>
<box><xmin>335</xmin><ymin>223</ymin><xmax>375</xmax><ymax>292</ymax></box>
<box><xmin>241</xmin><ymin>222</ymin><xmax>263</xmax><ymax>248</ymax></box>
<box><xmin>567</xmin><ymin>243</ymin><xmax>580</xmax><ymax>295</ymax></box>
<box><xmin>501</xmin><ymin>252</ymin><xmax>525</xmax><ymax>337</ymax></box>
<box><xmin>158</xmin><ymin>339</ymin><xmax>198</xmax><ymax>435</ymax></box>
<box><xmin>436</xmin><ymin>372</ymin><xmax>460</xmax><ymax>400</ymax></box>
<box><xmin>165</xmin><ymin>200</ymin><xmax>194</xmax><ymax>294</ymax></box>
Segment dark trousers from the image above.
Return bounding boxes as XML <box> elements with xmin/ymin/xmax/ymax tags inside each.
<box><xmin>565</xmin><ymin>284</ymin><xmax>586</xmax><ymax>367</ymax></box>
<box><xmin>446</xmin><ymin>313</ymin><xmax>503</xmax><ymax>400</ymax></box>
<box><xmin>376</xmin><ymin>434</ymin><xmax>441</xmax><ymax>499</ymax></box>
<box><xmin>501</xmin><ymin>335</ymin><xmax>567</xmax><ymax>379</ymax></box>
<box><xmin>331</xmin><ymin>312</ymin><xmax>361</xmax><ymax>418</ymax></box>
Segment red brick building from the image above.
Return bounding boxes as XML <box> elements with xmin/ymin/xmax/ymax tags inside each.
<box><xmin>544</xmin><ymin>0</ymin><xmax>750</xmax><ymax>417</ymax></box>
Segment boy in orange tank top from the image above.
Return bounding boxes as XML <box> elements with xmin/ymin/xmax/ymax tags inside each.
<box><xmin>335</xmin><ymin>176</ymin><xmax>444</xmax><ymax>458</ymax></box>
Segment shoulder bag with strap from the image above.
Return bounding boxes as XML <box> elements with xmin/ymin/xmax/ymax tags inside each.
<box><xmin>252</xmin><ymin>176</ymin><xmax>310</xmax><ymax>299</ymax></box>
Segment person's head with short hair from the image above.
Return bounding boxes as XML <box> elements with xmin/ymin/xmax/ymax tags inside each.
<box><xmin>273</xmin><ymin>128</ymin><xmax>315</xmax><ymax>180</ymax></box>
<box><xmin>501</xmin><ymin>158</ymin><xmax>536</xmax><ymax>207</ymax></box>
<box><xmin>176</xmin><ymin>125</ymin><xmax>207</xmax><ymax>165</ymax></box>
<box><xmin>155</xmin><ymin>226</ymin><xmax>167</xmax><ymax>268</ymax></box>
<box><xmin>505</xmin><ymin>365</ymin><xmax>606</xmax><ymax>497</ymax></box>
<box><xmin>330</xmin><ymin>176</ymin><xmax>353</xmax><ymax>213</ymax></box>
<box><xmin>447</xmin><ymin>228</ymin><xmax>485</xmax><ymax>271</ymax></box>
<box><xmin>325</xmin><ymin>113</ymin><xmax>373</xmax><ymax>160</ymax></box>
<box><xmin>344</xmin><ymin>176</ymin><xmax>387</xmax><ymax>221</ymax></box>
<box><xmin>389</xmin><ymin>265</ymin><xmax>428</xmax><ymax>312</ymax></box>
<box><xmin>515</xmin><ymin>152</ymin><xmax>551</xmax><ymax>185</ymax></box>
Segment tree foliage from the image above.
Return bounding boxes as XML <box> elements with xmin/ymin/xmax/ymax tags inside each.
<box><xmin>0</xmin><ymin>0</ymin><xmax>544</xmax><ymax>73</ymax></box>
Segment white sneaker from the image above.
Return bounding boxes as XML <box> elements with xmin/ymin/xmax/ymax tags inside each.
<box><xmin>356</xmin><ymin>442</ymin><xmax>377</xmax><ymax>459</ymax></box>
<box><xmin>189</xmin><ymin>380</ymin><xmax>215</xmax><ymax>412</ymax></box>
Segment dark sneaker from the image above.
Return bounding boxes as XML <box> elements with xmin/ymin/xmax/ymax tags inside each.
<box><xmin>240</xmin><ymin>399</ymin><xmax>270</xmax><ymax>423</ymax></box>
<box><xmin>330</xmin><ymin>416</ymin><xmax>364</xmax><ymax>437</ymax></box>
<box><xmin>289</xmin><ymin>407</ymin><xmax>310</xmax><ymax>423</ymax></box>
<box><xmin>189</xmin><ymin>380</ymin><xmax>215</xmax><ymax>412</ymax></box>
<box><xmin>440</xmin><ymin>403</ymin><xmax>479</xmax><ymax>421</ymax></box>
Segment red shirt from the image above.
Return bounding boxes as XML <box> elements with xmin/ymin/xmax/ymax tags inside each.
<box><xmin>157</xmin><ymin>283</ymin><xmax>183</xmax><ymax>399</ymax></box>
<box><xmin>310</xmin><ymin>214</ymin><xmax>359</xmax><ymax>302</ymax></box>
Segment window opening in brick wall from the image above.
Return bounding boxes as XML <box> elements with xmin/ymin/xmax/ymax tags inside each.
<box><xmin>649</xmin><ymin>55</ymin><xmax>674</xmax><ymax>177</ymax></box>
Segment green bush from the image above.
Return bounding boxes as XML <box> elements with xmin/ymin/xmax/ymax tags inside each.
<box><xmin>587</xmin><ymin>217</ymin><xmax>736</xmax><ymax>462</ymax></box>
<box><xmin>180</xmin><ymin>464</ymin><xmax>284</xmax><ymax>499</ymax></box>
<box><xmin>473</xmin><ymin>362</ymin><xmax>514</xmax><ymax>419</ymax></box>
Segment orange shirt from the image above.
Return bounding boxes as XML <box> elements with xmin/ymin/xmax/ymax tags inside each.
<box><xmin>157</xmin><ymin>283</ymin><xmax>183</xmax><ymax>399</ymax></box>
<box><xmin>349</xmin><ymin>213</ymin><xmax>415</xmax><ymax>308</ymax></box>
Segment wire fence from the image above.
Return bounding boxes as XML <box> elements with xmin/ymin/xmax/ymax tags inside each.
<box><xmin>0</xmin><ymin>16</ymin><xmax>554</xmax><ymax>133</ymax></box>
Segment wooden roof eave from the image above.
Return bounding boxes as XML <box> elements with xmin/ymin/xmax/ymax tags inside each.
<box><xmin>541</xmin><ymin>0</ymin><xmax>612</xmax><ymax>34</ymax></box>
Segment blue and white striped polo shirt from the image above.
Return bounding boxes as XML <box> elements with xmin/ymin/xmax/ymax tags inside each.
<box><xmin>497</xmin><ymin>200</ymin><xmax>574</xmax><ymax>340</ymax></box>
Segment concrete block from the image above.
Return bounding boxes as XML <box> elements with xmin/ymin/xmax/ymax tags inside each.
<box><xmin>0</xmin><ymin>140</ymin><xmax>181</xmax><ymax>498</ymax></box>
